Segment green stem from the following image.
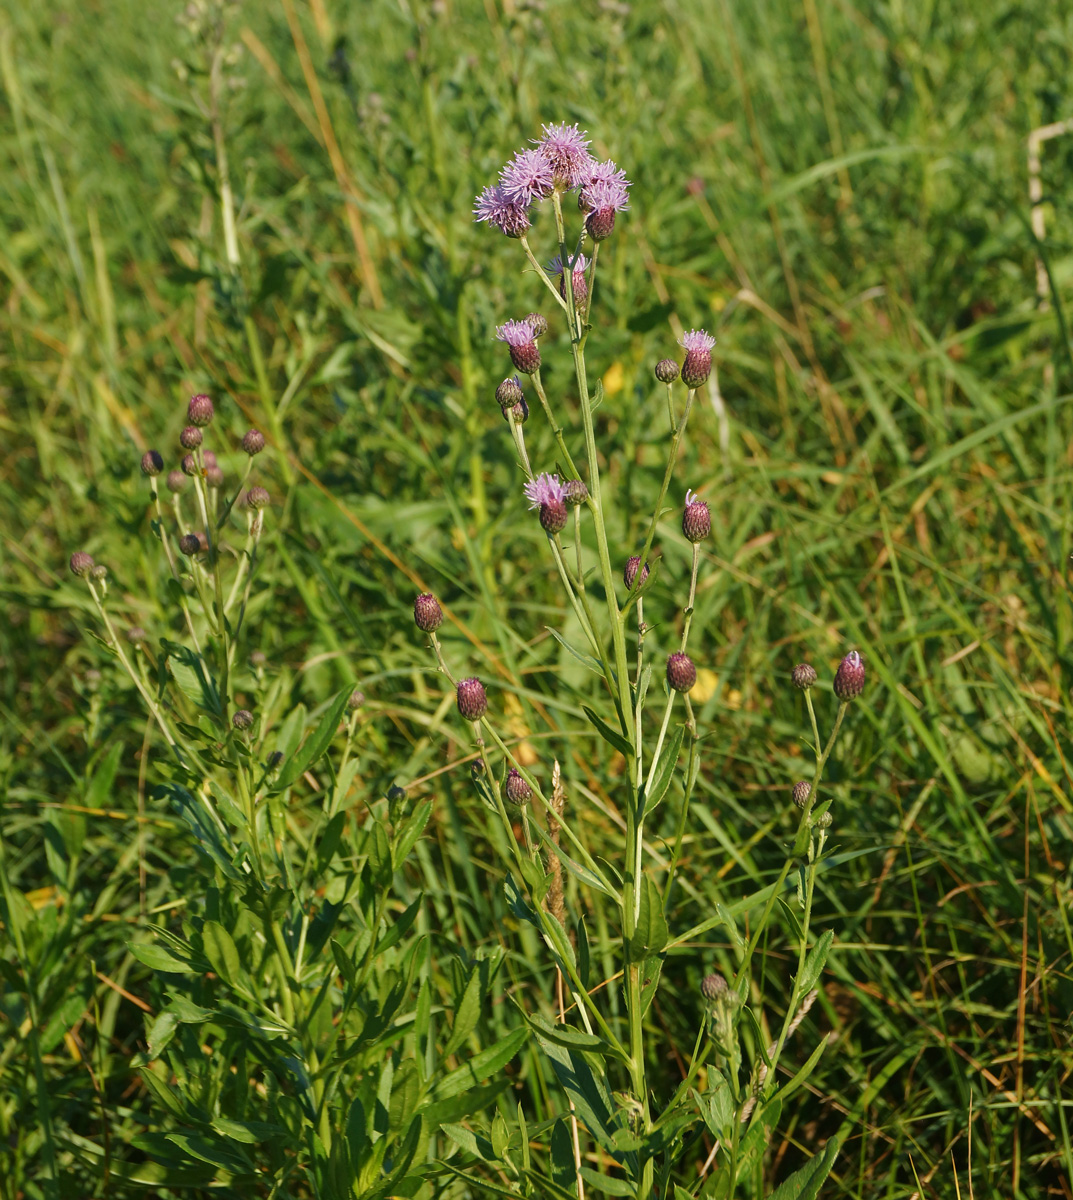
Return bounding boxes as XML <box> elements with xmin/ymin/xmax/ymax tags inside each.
<box><xmin>151</xmin><ymin>488</ymin><xmax>202</xmax><ymax>653</ymax></box>
<box><xmin>531</xmin><ymin>369</ymin><xmax>581</xmax><ymax>479</ymax></box>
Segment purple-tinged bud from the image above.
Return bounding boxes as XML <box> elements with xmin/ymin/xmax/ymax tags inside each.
<box><xmin>502</xmin><ymin>398</ymin><xmax>529</xmax><ymax>425</ymax></box>
<box><xmin>539</xmin><ymin>499</ymin><xmax>568</xmax><ymax>534</ymax></box>
<box><xmin>127</xmin><ymin>626</ymin><xmax>148</xmax><ymax>645</ymax></box>
<box><xmin>548</xmin><ymin>255</ymin><xmax>588</xmax><ymax>309</ymax></box>
<box><xmin>246</xmin><ymin>486</ymin><xmax>270</xmax><ymax>510</ymax></box>
<box><xmin>456</xmin><ymin>677</ymin><xmax>487</xmax><ymax>721</ymax></box>
<box><xmin>701</xmin><ymin>972</ymin><xmax>728</xmax><ymax>1001</ymax></box>
<box><xmin>90</xmin><ymin>564</ymin><xmax>108</xmax><ymax>582</ymax></box>
<box><xmin>201</xmin><ymin>450</ymin><xmax>217</xmax><ymax>469</ymax></box>
<box><xmin>496</xmin><ymin>320</ymin><xmax>541</xmax><ymax>375</ymax></box>
<box><xmin>792</xmin><ymin>780</ymin><xmax>811</xmax><ymax>808</ymax></box>
<box><xmin>585</xmin><ymin>207</ymin><xmax>616</xmax><ymax>241</ymax></box>
<box><xmin>180</xmin><ymin>425</ymin><xmax>202</xmax><ymax>450</ymax></box>
<box><xmin>504</xmin><ymin>767</ymin><xmax>532</xmax><ymax>806</ymax></box>
<box><xmin>682</xmin><ymin>490</ymin><xmax>711</xmax><ymax>543</ymax></box>
<box><xmin>348</xmin><ymin>689</ymin><xmax>365</xmax><ymax>710</ymax></box>
<box><xmin>791</xmin><ymin>663</ymin><xmax>817</xmax><ymax>690</ymax></box>
<box><xmin>833</xmin><ymin>651</ymin><xmax>865</xmax><ymax>701</ymax></box>
<box><xmin>187</xmin><ymin>393</ymin><xmax>215</xmax><ymax>427</ymax></box>
<box><xmin>69</xmin><ymin>551</ymin><xmax>95</xmax><ymax>577</ymax></box>
<box><xmin>623</xmin><ymin>555</ymin><xmax>650</xmax><ymax>590</ymax></box>
<box><xmin>206</xmin><ymin>465</ymin><xmax>224</xmax><ymax>489</ymax></box>
<box><xmin>414</xmin><ymin>593</ymin><xmax>443</xmax><ymax>633</ymax></box>
<box><xmin>232</xmin><ymin>709</ymin><xmax>254</xmax><ymax>731</ymax></box>
<box><xmin>388</xmin><ymin>784</ymin><xmax>406</xmax><ymax>803</ymax></box>
<box><xmin>166</xmin><ymin>469</ymin><xmax>187</xmax><ymax>494</ymax></box>
<box><xmin>654</xmin><ymin>358</ymin><xmax>679</xmax><ymax>384</ymax></box>
<box><xmin>667</xmin><ymin>652</ymin><xmax>697</xmax><ymax>693</ymax></box>
<box><xmin>196</xmin><ymin>532</ymin><xmax>209</xmax><ymax>553</ymax></box>
<box><xmin>242</xmin><ymin>429</ymin><xmax>266</xmax><ymax>455</ymax></box>
<box><xmin>181</xmin><ymin>454</ymin><xmax>199</xmax><ymax>477</ymax></box>
<box><xmin>141</xmin><ymin>449</ymin><xmax>164</xmax><ymax>477</ymax></box>
<box><xmin>471</xmin><ymin>757</ymin><xmax>486</xmax><ymax>778</ymax></box>
<box><xmin>178</xmin><ymin>533</ymin><xmax>201</xmax><ymax>556</ymax></box>
<box><xmin>525</xmin><ymin>313</ymin><xmax>548</xmax><ymax>338</ymax></box>
<box><xmin>679</xmin><ymin>330</ymin><xmax>716</xmax><ymax>389</ymax></box>
<box><xmin>563</xmin><ymin>479</ymin><xmax>588</xmax><ymax>506</ymax></box>
<box><xmin>496</xmin><ymin>376</ymin><xmax>524</xmax><ymax>408</ymax></box>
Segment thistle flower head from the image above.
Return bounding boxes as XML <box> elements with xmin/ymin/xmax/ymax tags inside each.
<box><xmin>178</xmin><ymin>533</ymin><xmax>201</xmax><ymax>556</ymax></box>
<box><xmin>456</xmin><ymin>677</ymin><xmax>488</xmax><ymax>721</ymax></box>
<box><xmin>548</xmin><ymin>253</ymin><xmax>589</xmax><ymax>305</ymax></box>
<box><xmin>524</xmin><ymin>473</ymin><xmax>565</xmax><ymax>510</ymax></box>
<box><xmin>624</xmin><ymin>554</ymin><xmax>649</xmax><ymax>590</ymax></box>
<box><xmin>181</xmin><ymin>454</ymin><xmax>199</xmax><ymax>477</ymax></box>
<box><xmin>792</xmin><ymin>780</ymin><xmax>811</xmax><ymax>808</ymax></box>
<box><xmin>201</xmin><ymin>450</ymin><xmax>217</xmax><ymax>469</ymax></box>
<box><xmin>180</xmin><ymin>425</ymin><xmax>202</xmax><ymax>450</ymax></box>
<box><xmin>563</xmin><ymin>479</ymin><xmax>588</xmax><ymax>506</ymax></box>
<box><xmin>166</xmin><ymin>469</ymin><xmax>187</xmax><ymax>494</ymax></box>
<box><xmin>683</xmin><ymin>489</ymin><xmax>711</xmax><ymax>543</ymax></box>
<box><xmin>141</xmin><ymin>450</ymin><xmax>164</xmax><ymax>477</ymax></box>
<box><xmin>496</xmin><ymin>376</ymin><xmax>524</xmax><ymax>409</ymax></box>
<box><xmin>348</xmin><ymin>689</ymin><xmax>365</xmax><ymax>710</ymax></box>
<box><xmin>701</xmin><ymin>972</ymin><xmax>728</xmax><ymax>1001</ymax></box>
<box><xmin>678</xmin><ymin>328</ymin><xmax>716</xmax><ymax>388</ymax></box>
<box><xmin>127</xmin><ymin>626</ymin><xmax>148</xmax><ymax>646</ymax></box>
<box><xmin>69</xmin><ymin>551</ymin><xmax>95</xmax><ymax>577</ymax></box>
<box><xmin>654</xmin><ymin>358</ymin><xmax>679</xmax><ymax>384</ymax></box>
<box><xmin>791</xmin><ymin>663</ymin><xmax>817</xmax><ymax>690</ymax></box>
<box><xmin>547</xmin><ymin>253</ymin><xmax>588</xmax><ymax>278</ymax></box>
<box><xmin>414</xmin><ymin>593</ymin><xmax>443</xmax><ymax>633</ymax></box>
<box><xmin>206</xmin><ymin>465</ymin><xmax>224</xmax><ymax>489</ymax></box>
<box><xmin>473</xmin><ymin>184</ymin><xmax>532</xmax><ymax>238</ymax></box>
<box><xmin>246</xmin><ymin>486</ymin><xmax>270</xmax><ymax>510</ymax></box>
<box><xmin>525</xmin><ymin>312</ymin><xmax>549</xmax><ymax>338</ymax></box>
<box><xmin>833</xmin><ymin>650</ymin><xmax>865</xmax><ymax>700</ymax></box>
<box><xmin>232</xmin><ymin>709</ymin><xmax>254</xmax><ymax>731</ymax></box>
<box><xmin>502</xmin><ymin>397</ymin><xmax>529</xmax><ymax>425</ymax></box>
<box><xmin>504</xmin><ymin>766</ymin><xmax>533</xmax><ymax>805</ymax></box>
<box><xmin>496</xmin><ymin>319</ymin><xmax>541</xmax><ymax>374</ymax></box>
<box><xmin>535</xmin><ymin>122</ymin><xmax>594</xmax><ymax>189</ymax></box>
<box><xmin>499</xmin><ymin>148</ymin><xmax>555</xmax><ymax>205</ymax></box>
<box><xmin>666</xmin><ymin>652</ymin><xmax>697</xmax><ymax>693</ymax></box>
<box><xmin>242</xmin><ymin>429</ymin><xmax>266</xmax><ymax>455</ymax></box>
<box><xmin>539</xmin><ymin>499</ymin><xmax>568</xmax><ymax>534</ymax></box>
<box><xmin>579</xmin><ymin>159</ymin><xmax>631</xmax><ymax>212</ymax></box>
<box><xmin>187</xmin><ymin>393</ymin><xmax>214</xmax><ymax>427</ymax></box>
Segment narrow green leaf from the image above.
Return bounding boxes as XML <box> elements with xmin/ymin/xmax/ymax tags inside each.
<box><xmin>394</xmin><ymin>798</ymin><xmax>432</xmax><ymax>867</ymax></box>
<box><xmin>797</xmin><ymin>929</ymin><xmax>834</xmax><ymax>996</ymax></box>
<box><xmin>640</xmin><ymin>726</ymin><xmax>684</xmax><ymax>818</ymax></box>
<box><xmin>429</xmin><ymin>1026</ymin><xmax>529</xmax><ymax>1103</ymax></box>
<box><xmin>129</xmin><ymin>942</ymin><xmax>196</xmax><ymax>974</ymax></box>
<box><xmin>201</xmin><ymin>920</ymin><xmax>240</xmax><ymax>985</ymax></box>
<box><xmin>583</xmin><ymin>705</ymin><xmax>633</xmax><ymax>758</ymax></box>
<box><xmin>276</xmin><ymin>687</ymin><xmax>351</xmax><ymax>790</ymax></box>
<box><xmin>547</xmin><ymin>627</ymin><xmax>604</xmax><ymax>675</ymax></box>
<box><xmin>767</xmin><ymin>1135</ymin><xmax>842</xmax><ymax>1200</ymax></box>
<box><xmin>442</xmin><ymin>968</ymin><xmax>482</xmax><ymax>1060</ymax></box>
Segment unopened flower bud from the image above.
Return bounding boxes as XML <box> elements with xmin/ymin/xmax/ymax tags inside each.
<box><xmin>246</xmin><ymin>486</ymin><xmax>270</xmax><ymax>510</ymax></box>
<box><xmin>414</xmin><ymin>593</ymin><xmax>443</xmax><ymax>633</ymax></box>
<box><xmin>816</xmin><ymin>810</ymin><xmax>833</xmax><ymax>829</ymax></box>
<box><xmin>250</xmin><ymin>650</ymin><xmax>267</xmax><ymax>668</ymax></box>
<box><xmin>206</xmin><ymin>465</ymin><xmax>224</xmax><ymax>489</ymax></box>
<box><xmin>833</xmin><ymin>651</ymin><xmax>865</xmax><ymax>701</ymax></box>
<box><xmin>654</xmin><ymin>358</ymin><xmax>679</xmax><ymax>384</ymax></box>
<box><xmin>496</xmin><ymin>376</ymin><xmax>524</xmax><ymax>408</ymax></box>
<box><xmin>166</xmin><ymin>469</ymin><xmax>187</xmax><ymax>494</ymax></box>
<box><xmin>701</xmin><ymin>972</ymin><xmax>728</xmax><ymax>1001</ymax></box>
<box><xmin>127</xmin><ymin>626</ymin><xmax>148</xmax><ymax>645</ymax></box>
<box><xmin>471</xmin><ymin>758</ymin><xmax>486</xmax><ymax>778</ymax></box>
<box><xmin>388</xmin><ymin>784</ymin><xmax>406</xmax><ymax>803</ymax></box>
<box><xmin>525</xmin><ymin>312</ymin><xmax>548</xmax><ymax>338</ymax></box>
<box><xmin>242</xmin><ymin>429</ymin><xmax>266</xmax><ymax>455</ymax></box>
<box><xmin>539</xmin><ymin>499</ymin><xmax>568</xmax><ymax>534</ymax></box>
<box><xmin>202</xmin><ymin>450</ymin><xmax>217</xmax><ymax>469</ymax></box>
<box><xmin>682</xmin><ymin>490</ymin><xmax>711</xmax><ymax>543</ymax></box>
<box><xmin>187</xmin><ymin>393</ymin><xmax>215</xmax><ymax>427</ymax></box>
<box><xmin>90</xmin><ymin>564</ymin><xmax>108</xmax><ymax>582</ymax></box>
<box><xmin>456</xmin><ymin>677</ymin><xmax>487</xmax><ymax>721</ymax></box>
<box><xmin>585</xmin><ymin>207</ymin><xmax>616</xmax><ymax>241</ymax></box>
<box><xmin>141</xmin><ymin>450</ymin><xmax>164</xmax><ymax>477</ymax></box>
<box><xmin>791</xmin><ymin>663</ymin><xmax>817</xmax><ymax>690</ymax></box>
<box><xmin>181</xmin><ymin>454</ymin><xmax>199</xmax><ymax>477</ymax></box>
<box><xmin>666</xmin><ymin>652</ymin><xmax>697</xmax><ymax>693</ymax></box>
<box><xmin>504</xmin><ymin>767</ymin><xmax>532</xmax><ymax>806</ymax></box>
<box><xmin>502</xmin><ymin>398</ymin><xmax>529</xmax><ymax>425</ymax></box>
<box><xmin>69</xmin><ymin>551</ymin><xmax>95</xmax><ymax>577</ymax></box>
<box><xmin>180</xmin><ymin>425</ymin><xmax>202</xmax><ymax>450</ymax></box>
<box><xmin>232</xmin><ymin>709</ymin><xmax>254</xmax><ymax>730</ymax></box>
<box><xmin>792</xmin><ymin>780</ymin><xmax>811</xmax><ymax>808</ymax></box>
<box><xmin>178</xmin><ymin>533</ymin><xmax>201</xmax><ymax>556</ymax></box>
<box><xmin>348</xmin><ymin>689</ymin><xmax>365</xmax><ymax>710</ymax></box>
<box><xmin>623</xmin><ymin>554</ymin><xmax>649</xmax><ymax>590</ymax></box>
<box><xmin>563</xmin><ymin>479</ymin><xmax>588</xmax><ymax>506</ymax></box>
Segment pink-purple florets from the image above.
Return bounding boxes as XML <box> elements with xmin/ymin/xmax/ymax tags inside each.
<box><xmin>535</xmin><ymin>122</ymin><xmax>595</xmax><ymax>189</ymax></box>
<box><xmin>474</xmin><ymin>185</ymin><xmax>532</xmax><ymax>238</ymax></box>
<box><xmin>496</xmin><ymin>318</ymin><xmax>538</xmax><ymax>348</ymax></box>
<box><xmin>580</xmin><ymin>160</ymin><xmax>631</xmax><ymax>211</ymax></box>
<box><xmin>524</xmin><ymin>473</ymin><xmax>566</xmax><ymax>509</ymax></box>
<box><xmin>500</xmin><ymin>149</ymin><xmax>555</xmax><ymax>206</ymax></box>
<box><xmin>679</xmin><ymin>329</ymin><xmax>716</xmax><ymax>353</ymax></box>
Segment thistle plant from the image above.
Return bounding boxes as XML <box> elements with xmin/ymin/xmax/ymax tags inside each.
<box><xmin>420</xmin><ymin>124</ymin><xmax>865</xmax><ymax>1198</ymax></box>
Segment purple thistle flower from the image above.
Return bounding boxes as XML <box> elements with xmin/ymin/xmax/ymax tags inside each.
<box><xmin>579</xmin><ymin>160</ymin><xmax>631</xmax><ymax>212</ymax></box>
<box><xmin>499</xmin><ymin>149</ymin><xmax>555</xmax><ymax>206</ymax></box>
<box><xmin>496</xmin><ymin>318</ymin><xmax>541</xmax><ymax>374</ymax></box>
<box><xmin>473</xmin><ymin>184</ymin><xmax>532</xmax><ymax>238</ymax></box>
<box><xmin>524</xmin><ymin>473</ymin><xmax>566</xmax><ymax>510</ymax></box>
<box><xmin>547</xmin><ymin>253</ymin><xmax>589</xmax><ymax>307</ymax></box>
<box><xmin>679</xmin><ymin>328</ymin><xmax>716</xmax><ymax>388</ymax></box>
<box><xmin>683</xmin><ymin>489</ymin><xmax>711</xmax><ymax>543</ymax></box>
<box><xmin>534</xmin><ymin>122</ymin><xmax>595</xmax><ymax>189</ymax></box>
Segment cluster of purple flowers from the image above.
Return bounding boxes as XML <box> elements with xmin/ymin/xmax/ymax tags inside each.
<box><xmin>474</xmin><ymin>123</ymin><xmax>631</xmax><ymax>240</ymax></box>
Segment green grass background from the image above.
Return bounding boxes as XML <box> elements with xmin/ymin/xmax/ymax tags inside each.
<box><xmin>3</xmin><ymin>0</ymin><xmax>1073</xmax><ymax>1195</ymax></box>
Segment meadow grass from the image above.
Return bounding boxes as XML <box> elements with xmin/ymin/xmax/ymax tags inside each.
<box><xmin>2</xmin><ymin>0</ymin><xmax>1073</xmax><ymax>1196</ymax></box>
